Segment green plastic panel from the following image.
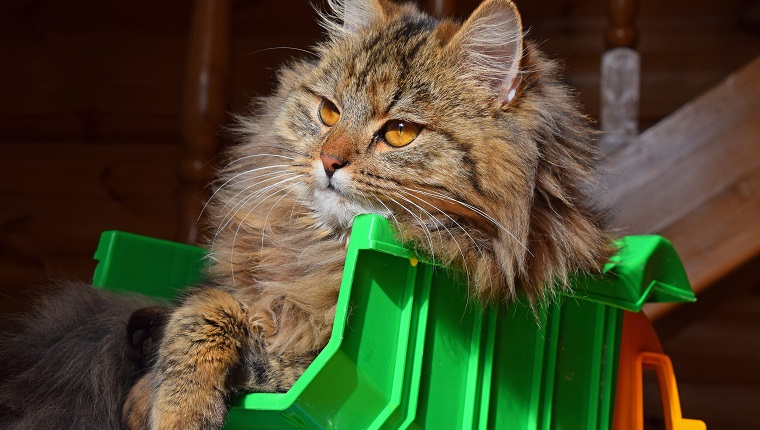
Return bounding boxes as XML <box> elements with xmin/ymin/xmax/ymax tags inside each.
<box><xmin>93</xmin><ymin>230</ymin><xmax>207</xmax><ymax>299</ymax></box>
<box><xmin>93</xmin><ymin>214</ymin><xmax>696</xmax><ymax>429</ymax></box>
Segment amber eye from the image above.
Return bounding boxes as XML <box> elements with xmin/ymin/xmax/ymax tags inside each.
<box><xmin>382</xmin><ymin>120</ymin><xmax>421</xmax><ymax>147</ymax></box>
<box><xmin>318</xmin><ymin>98</ymin><xmax>341</xmax><ymax>127</ymax></box>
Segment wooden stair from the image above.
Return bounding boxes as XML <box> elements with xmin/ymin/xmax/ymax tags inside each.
<box><xmin>599</xmin><ymin>55</ymin><xmax>760</xmax><ymax>320</ymax></box>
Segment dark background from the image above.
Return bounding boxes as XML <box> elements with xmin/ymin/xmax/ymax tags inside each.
<box><xmin>1</xmin><ymin>0</ymin><xmax>759</xmax><ymax>428</ymax></box>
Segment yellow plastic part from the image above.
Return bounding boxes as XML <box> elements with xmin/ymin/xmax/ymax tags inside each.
<box><xmin>613</xmin><ymin>312</ymin><xmax>706</xmax><ymax>430</ymax></box>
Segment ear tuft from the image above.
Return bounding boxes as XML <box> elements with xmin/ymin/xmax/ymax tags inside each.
<box><xmin>321</xmin><ymin>0</ymin><xmax>386</xmax><ymax>36</ymax></box>
<box><xmin>452</xmin><ymin>0</ymin><xmax>524</xmax><ymax>105</ymax></box>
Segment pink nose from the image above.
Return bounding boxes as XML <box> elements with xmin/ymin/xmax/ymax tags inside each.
<box><xmin>320</xmin><ymin>154</ymin><xmax>348</xmax><ymax>178</ymax></box>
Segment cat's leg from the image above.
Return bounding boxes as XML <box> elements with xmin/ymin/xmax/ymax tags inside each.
<box><xmin>122</xmin><ymin>288</ymin><xmax>320</xmax><ymax>429</ymax></box>
<box><xmin>122</xmin><ymin>287</ymin><xmax>255</xmax><ymax>430</ymax></box>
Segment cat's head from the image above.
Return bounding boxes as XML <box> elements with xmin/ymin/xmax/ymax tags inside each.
<box><xmin>224</xmin><ymin>0</ymin><xmax>613</xmax><ymax>301</ymax></box>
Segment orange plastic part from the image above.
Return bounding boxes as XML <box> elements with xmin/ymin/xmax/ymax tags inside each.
<box><xmin>613</xmin><ymin>311</ymin><xmax>706</xmax><ymax>430</ymax></box>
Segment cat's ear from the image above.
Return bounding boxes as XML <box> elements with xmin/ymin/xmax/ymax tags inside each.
<box><xmin>325</xmin><ymin>0</ymin><xmax>387</xmax><ymax>34</ymax></box>
<box><xmin>451</xmin><ymin>0</ymin><xmax>524</xmax><ymax>106</ymax></box>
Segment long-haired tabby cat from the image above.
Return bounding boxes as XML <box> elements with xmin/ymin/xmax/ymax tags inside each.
<box><xmin>0</xmin><ymin>0</ymin><xmax>613</xmax><ymax>428</ymax></box>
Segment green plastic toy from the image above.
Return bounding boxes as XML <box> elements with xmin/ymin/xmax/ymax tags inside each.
<box><xmin>93</xmin><ymin>214</ymin><xmax>696</xmax><ymax>429</ymax></box>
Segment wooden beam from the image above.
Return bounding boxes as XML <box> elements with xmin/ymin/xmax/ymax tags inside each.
<box><xmin>599</xmin><ymin>56</ymin><xmax>760</xmax><ymax>319</ymax></box>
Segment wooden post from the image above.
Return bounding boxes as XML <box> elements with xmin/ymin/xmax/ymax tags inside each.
<box><xmin>180</xmin><ymin>0</ymin><xmax>231</xmax><ymax>244</ymax></box>
<box><xmin>426</xmin><ymin>0</ymin><xmax>455</xmax><ymax>18</ymax></box>
<box><xmin>600</xmin><ymin>0</ymin><xmax>639</xmax><ymax>153</ymax></box>
<box><xmin>607</xmin><ymin>0</ymin><xmax>637</xmax><ymax>49</ymax></box>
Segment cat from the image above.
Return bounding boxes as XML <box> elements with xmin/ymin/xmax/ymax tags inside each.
<box><xmin>0</xmin><ymin>0</ymin><xmax>613</xmax><ymax>429</ymax></box>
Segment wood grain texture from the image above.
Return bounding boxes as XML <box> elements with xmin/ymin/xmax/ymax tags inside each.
<box><xmin>0</xmin><ymin>142</ymin><xmax>182</xmax><ymax>313</ymax></box>
<box><xmin>600</xmin><ymin>56</ymin><xmax>760</xmax><ymax>319</ymax></box>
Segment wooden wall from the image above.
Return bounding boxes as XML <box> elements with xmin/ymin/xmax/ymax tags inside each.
<box><xmin>1</xmin><ymin>0</ymin><xmax>758</xmax><ymax>315</ymax></box>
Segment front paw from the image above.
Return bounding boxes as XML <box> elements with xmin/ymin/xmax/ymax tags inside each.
<box><xmin>124</xmin><ymin>288</ymin><xmax>251</xmax><ymax>430</ymax></box>
<box><xmin>122</xmin><ymin>371</ymin><xmax>229</xmax><ymax>430</ymax></box>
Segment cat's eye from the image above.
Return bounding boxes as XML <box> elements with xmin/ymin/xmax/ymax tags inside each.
<box><xmin>318</xmin><ymin>98</ymin><xmax>341</xmax><ymax>127</ymax></box>
<box><xmin>382</xmin><ymin>120</ymin><xmax>421</xmax><ymax>147</ymax></box>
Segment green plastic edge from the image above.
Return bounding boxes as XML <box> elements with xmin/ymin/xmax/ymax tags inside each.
<box><xmin>93</xmin><ymin>217</ymin><xmax>695</xmax><ymax>316</ymax></box>
<box><xmin>566</xmin><ymin>235</ymin><xmax>696</xmax><ymax>312</ymax></box>
<box><xmin>347</xmin><ymin>217</ymin><xmax>697</xmax><ymax>311</ymax></box>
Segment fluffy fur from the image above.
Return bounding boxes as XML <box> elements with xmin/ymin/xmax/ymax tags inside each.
<box><xmin>0</xmin><ymin>283</ymin><xmax>156</xmax><ymax>429</ymax></box>
<box><xmin>0</xmin><ymin>1</ymin><xmax>614</xmax><ymax>429</ymax></box>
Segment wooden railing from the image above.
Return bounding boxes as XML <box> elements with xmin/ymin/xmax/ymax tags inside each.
<box><xmin>599</xmin><ymin>56</ymin><xmax>760</xmax><ymax>319</ymax></box>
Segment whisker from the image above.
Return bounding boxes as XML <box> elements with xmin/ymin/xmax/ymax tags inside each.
<box><xmin>222</xmin><ymin>170</ymin><xmax>297</xmax><ymax>199</ymax></box>
<box><xmin>370</xmin><ymin>195</ymin><xmax>403</xmax><ymax>236</ymax></box>
<box><xmin>395</xmin><ymin>190</ymin><xmax>474</xmax><ymax>286</ymax></box>
<box><xmin>405</xmin><ymin>186</ymin><xmax>532</xmax><ymax>256</ymax></box>
<box><xmin>221</xmin><ymin>153</ymin><xmax>297</xmax><ymax>170</ymax></box>
<box><xmin>260</xmin><ymin>183</ymin><xmax>301</xmax><ymax>254</ymax></box>
<box><xmin>213</xmin><ymin>175</ymin><xmax>303</xmax><ymax>243</ymax></box>
<box><xmin>288</xmin><ymin>192</ymin><xmax>305</xmax><ymax>222</ymax></box>
<box><xmin>398</xmin><ymin>189</ymin><xmax>484</xmax><ymax>256</ymax></box>
<box><xmin>200</xmin><ymin>165</ymin><xmax>296</xmax><ymax>220</ymax></box>
<box><xmin>214</xmin><ymin>172</ymin><xmax>300</xmax><ymax>228</ymax></box>
<box><xmin>215</xmin><ymin>177</ymin><xmax>300</xmax><ymax>237</ymax></box>
<box><xmin>228</xmin><ymin>181</ymin><xmax>301</xmax><ymax>285</ymax></box>
<box><xmin>399</xmin><ymin>189</ymin><xmax>491</xmax><ymax>293</ymax></box>
<box><xmin>393</xmin><ymin>192</ymin><xmax>444</xmax><ymax>251</ymax></box>
<box><xmin>383</xmin><ymin>194</ymin><xmax>436</xmax><ymax>264</ymax></box>
<box><xmin>244</xmin><ymin>46</ymin><xmax>318</xmax><ymax>58</ymax></box>
<box><xmin>251</xmin><ymin>145</ymin><xmax>309</xmax><ymax>157</ymax></box>
<box><xmin>401</xmin><ymin>191</ymin><xmax>472</xmax><ymax>250</ymax></box>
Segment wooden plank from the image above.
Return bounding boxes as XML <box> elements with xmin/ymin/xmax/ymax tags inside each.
<box><xmin>0</xmin><ymin>141</ymin><xmax>184</xmax><ymax>314</ymax></box>
<box><xmin>601</xmin><ymin>56</ymin><xmax>760</xmax><ymax>227</ymax></box>
<box><xmin>644</xmin><ymin>165</ymin><xmax>760</xmax><ymax>319</ymax></box>
<box><xmin>599</xmin><ymin>56</ymin><xmax>760</xmax><ymax>319</ymax></box>
<box><xmin>0</xmin><ymin>142</ymin><xmax>182</xmax><ymax>198</ymax></box>
<box><xmin>0</xmin><ymin>113</ymin><xmax>180</xmax><ymax>143</ymax></box>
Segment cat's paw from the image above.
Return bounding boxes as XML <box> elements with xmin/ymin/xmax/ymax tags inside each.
<box><xmin>122</xmin><ymin>371</ymin><xmax>228</xmax><ymax>430</ymax></box>
<box><xmin>126</xmin><ymin>306</ymin><xmax>170</xmax><ymax>368</ymax></box>
<box><xmin>126</xmin><ymin>288</ymin><xmax>251</xmax><ymax>430</ymax></box>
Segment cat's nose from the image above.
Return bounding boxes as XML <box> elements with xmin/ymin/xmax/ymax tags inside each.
<box><xmin>320</xmin><ymin>154</ymin><xmax>348</xmax><ymax>178</ymax></box>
